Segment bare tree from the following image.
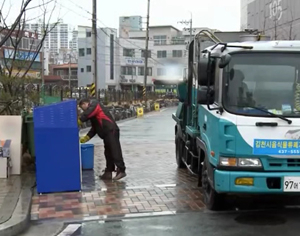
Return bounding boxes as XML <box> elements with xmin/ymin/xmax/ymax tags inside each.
<box><xmin>0</xmin><ymin>0</ymin><xmax>60</xmax><ymax>114</ymax></box>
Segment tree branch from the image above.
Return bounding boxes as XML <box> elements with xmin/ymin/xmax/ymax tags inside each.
<box><xmin>0</xmin><ymin>0</ymin><xmax>32</xmax><ymax>47</ymax></box>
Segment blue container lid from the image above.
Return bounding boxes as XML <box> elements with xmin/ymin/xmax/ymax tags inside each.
<box><xmin>81</xmin><ymin>144</ymin><xmax>94</xmax><ymax>148</ymax></box>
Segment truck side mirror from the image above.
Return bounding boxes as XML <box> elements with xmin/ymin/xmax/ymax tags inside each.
<box><xmin>219</xmin><ymin>54</ymin><xmax>231</xmax><ymax>68</ymax></box>
<box><xmin>197</xmin><ymin>87</ymin><xmax>214</xmax><ymax>105</ymax></box>
<box><xmin>197</xmin><ymin>58</ymin><xmax>209</xmax><ymax>86</ymax></box>
<box><xmin>198</xmin><ymin>58</ymin><xmax>215</xmax><ymax>86</ymax></box>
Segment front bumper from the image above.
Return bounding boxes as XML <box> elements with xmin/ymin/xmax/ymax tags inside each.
<box><xmin>214</xmin><ymin>169</ymin><xmax>300</xmax><ymax>193</ymax></box>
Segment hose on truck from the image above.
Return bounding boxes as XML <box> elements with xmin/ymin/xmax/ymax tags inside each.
<box><xmin>295</xmin><ymin>83</ymin><xmax>300</xmax><ymax>112</ymax></box>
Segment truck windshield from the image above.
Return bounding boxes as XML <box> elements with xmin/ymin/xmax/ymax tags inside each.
<box><xmin>223</xmin><ymin>52</ymin><xmax>300</xmax><ymax>117</ymax></box>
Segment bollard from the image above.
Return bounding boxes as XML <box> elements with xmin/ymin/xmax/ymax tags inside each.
<box><xmin>154</xmin><ymin>103</ymin><xmax>160</xmax><ymax>111</ymax></box>
<box><xmin>137</xmin><ymin>107</ymin><xmax>144</xmax><ymax>117</ymax></box>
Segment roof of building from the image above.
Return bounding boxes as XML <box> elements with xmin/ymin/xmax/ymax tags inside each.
<box><xmin>51</xmin><ymin>63</ymin><xmax>78</xmax><ymax>69</ymax></box>
<box><xmin>149</xmin><ymin>25</ymin><xmax>180</xmax><ymax>32</ymax></box>
<box><xmin>44</xmin><ymin>75</ymin><xmax>62</xmax><ymax>81</ymax></box>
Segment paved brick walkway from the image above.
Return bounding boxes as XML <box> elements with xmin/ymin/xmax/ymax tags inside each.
<box><xmin>31</xmin><ymin>109</ymin><xmax>205</xmax><ymax>221</ymax></box>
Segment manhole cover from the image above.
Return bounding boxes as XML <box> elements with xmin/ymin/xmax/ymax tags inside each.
<box><xmin>235</xmin><ymin>213</ymin><xmax>286</xmax><ymax>226</ymax></box>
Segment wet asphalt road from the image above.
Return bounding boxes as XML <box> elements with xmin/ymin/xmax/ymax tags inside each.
<box><xmin>67</xmin><ymin>209</ymin><xmax>300</xmax><ymax>236</ymax></box>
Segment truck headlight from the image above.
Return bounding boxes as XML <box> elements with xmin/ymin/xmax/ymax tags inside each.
<box><xmin>238</xmin><ymin>158</ymin><xmax>262</xmax><ymax>167</ymax></box>
<box><xmin>219</xmin><ymin>157</ymin><xmax>262</xmax><ymax>167</ymax></box>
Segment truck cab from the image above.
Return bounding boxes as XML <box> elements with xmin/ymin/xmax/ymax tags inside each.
<box><xmin>173</xmin><ymin>31</ymin><xmax>300</xmax><ymax>210</ymax></box>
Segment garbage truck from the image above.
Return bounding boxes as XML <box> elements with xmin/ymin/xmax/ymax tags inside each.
<box><xmin>172</xmin><ymin>30</ymin><xmax>300</xmax><ymax>210</ymax></box>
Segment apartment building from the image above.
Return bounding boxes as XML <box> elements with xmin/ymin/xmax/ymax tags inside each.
<box><xmin>24</xmin><ymin>22</ymin><xmax>77</xmax><ymax>53</ymax></box>
<box><xmin>240</xmin><ymin>0</ymin><xmax>300</xmax><ymax>40</ymax></box>
<box><xmin>117</xmin><ymin>38</ymin><xmax>154</xmax><ymax>91</ymax></box>
<box><xmin>77</xmin><ymin>26</ymin><xmax>118</xmax><ymax>90</ymax></box>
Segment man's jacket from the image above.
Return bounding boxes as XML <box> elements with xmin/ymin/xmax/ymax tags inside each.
<box><xmin>79</xmin><ymin>100</ymin><xmax>118</xmax><ymax>139</ymax></box>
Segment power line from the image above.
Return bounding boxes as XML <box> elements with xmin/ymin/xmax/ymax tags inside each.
<box><xmin>57</xmin><ymin>2</ymin><xmax>163</xmax><ymax>66</ymax></box>
<box><xmin>63</xmin><ymin>0</ymin><xmax>160</xmax><ymax>57</ymax></box>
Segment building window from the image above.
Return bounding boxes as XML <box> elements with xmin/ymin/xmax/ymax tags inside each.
<box><xmin>141</xmin><ymin>50</ymin><xmax>151</xmax><ymax>58</ymax></box>
<box><xmin>157</xmin><ymin>68</ymin><xmax>166</xmax><ymax>76</ymax></box>
<box><xmin>138</xmin><ymin>67</ymin><xmax>152</xmax><ymax>76</ymax></box>
<box><xmin>121</xmin><ymin>66</ymin><xmax>136</xmax><ymax>75</ymax></box>
<box><xmin>86</xmin><ymin>31</ymin><xmax>91</xmax><ymax>37</ymax></box>
<box><xmin>81</xmin><ymin>68</ymin><xmax>84</xmax><ymax>72</ymax></box>
<box><xmin>22</xmin><ymin>38</ymin><xmax>29</xmax><ymax>49</ymax></box>
<box><xmin>79</xmin><ymin>48</ymin><xmax>85</xmax><ymax>56</ymax></box>
<box><xmin>153</xmin><ymin>35</ymin><xmax>167</xmax><ymax>45</ymax></box>
<box><xmin>157</xmin><ymin>50</ymin><xmax>167</xmax><ymax>58</ymax></box>
<box><xmin>86</xmin><ymin>65</ymin><xmax>91</xmax><ymax>72</ymax></box>
<box><xmin>123</xmin><ymin>48</ymin><xmax>135</xmax><ymax>57</ymax></box>
<box><xmin>172</xmin><ymin>50</ymin><xmax>183</xmax><ymax>57</ymax></box>
<box><xmin>86</xmin><ymin>48</ymin><xmax>91</xmax><ymax>55</ymax></box>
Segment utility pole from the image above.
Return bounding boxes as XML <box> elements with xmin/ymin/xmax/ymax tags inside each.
<box><xmin>92</xmin><ymin>0</ymin><xmax>98</xmax><ymax>97</ymax></box>
<box><xmin>178</xmin><ymin>12</ymin><xmax>194</xmax><ymax>45</ymax></box>
<box><xmin>131</xmin><ymin>51</ymin><xmax>134</xmax><ymax>92</ymax></box>
<box><xmin>143</xmin><ymin>0</ymin><xmax>150</xmax><ymax>99</ymax></box>
<box><xmin>41</xmin><ymin>24</ymin><xmax>45</xmax><ymax>103</ymax></box>
<box><xmin>68</xmin><ymin>53</ymin><xmax>71</xmax><ymax>88</ymax></box>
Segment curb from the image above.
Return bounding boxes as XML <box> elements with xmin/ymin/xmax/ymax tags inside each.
<box><xmin>0</xmin><ymin>182</ymin><xmax>33</xmax><ymax>236</ymax></box>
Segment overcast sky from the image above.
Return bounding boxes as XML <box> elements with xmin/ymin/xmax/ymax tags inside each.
<box><xmin>3</xmin><ymin>0</ymin><xmax>241</xmax><ymax>31</ymax></box>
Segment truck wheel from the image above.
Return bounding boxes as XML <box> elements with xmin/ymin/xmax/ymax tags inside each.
<box><xmin>202</xmin><ymin>159</ymin><xmax>224</xmax><ymax>210</ymax></box>
<box><xmin>175</xmin><ymin>136</ymin><xmax>185</xmax><ymax>168</ymax></box>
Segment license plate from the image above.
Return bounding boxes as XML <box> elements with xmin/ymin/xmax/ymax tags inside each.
<box><xmin>283</xmin><ymin>177</ymin><xmax>300</xmax><ymax>192</ymax></box>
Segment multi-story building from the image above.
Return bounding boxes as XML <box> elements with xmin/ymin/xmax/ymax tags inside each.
<box><xmin>24</xmin><ymin>22</ymin><xmax>78</xmax><ymax>53</ymax></box>
<box><xmin>77</xmin><ymin>26</ymin><xmax>118</xmax><ymax>90</ymax></box>
<box><xmin>77</xmin><ymin>25</ymin><xmax>155</xmax><ymax>91</ymax></box>
<box><xmin>0</xmin><ymin>28</ymin><xmax>42</xmax><ymax>79</ymax></box>
<box><xmin>119</xmin><ymin>16</ymin><xmax>143</xmax><ymax>38</ymax></box>
<box><xmin>69</xmin><ymin>29</ymin><xmax>78</xmax><ymax>51</ymax></box>
<box><xmin>128</xmin><ymin>25</ymin><xmax>189</xmax><ymax>85</ymax></box>
<box><xmin>117</xmin><ymin>38</ymin><xmax>154</xmax><ymax>91</ymax></box>
<box><xmin>45</xmin><ymin>63</ymin><xmax>78</xmax><ymax>86</ymax></box>
<box><xmin>240</xmin><ymin>0</ymin><xmax>300</xmax><ymax>40</ymax></box>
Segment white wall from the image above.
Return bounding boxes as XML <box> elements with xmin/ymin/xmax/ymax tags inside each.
<box><xmin>240</xmin><ymin>0</ymin><xmax>255</xmax><ymax>30</ymax></box>
<box><xmin>78</xmin><ymin>27</ymin><xmax>118</xmax><ymax>89</ymax></box>
<box><xmin>117</xmin><ymin>38</ymin><xmax>155</xmax><ymax>86</ymax></box>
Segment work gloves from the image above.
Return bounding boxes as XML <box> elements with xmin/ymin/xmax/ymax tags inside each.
<box><xmin>78</xmin><ymin>118</ymin><xmax>82</xmax><ymax>126</ymax></box>
<box><xmin>80</xmin><ymin>135</ymin><xmax>90</xmax><ymax>143</ymax></box>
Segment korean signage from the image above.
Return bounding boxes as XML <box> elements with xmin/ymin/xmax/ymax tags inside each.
<box><xmin>253</xmin><ymin>139</ymin><xmax>300</xmax><ymax>155</ymax></box>
<box><xmin>4</xmin><ymin>49</ymin><xmax>40</xmax><ymax>62</ymax></box>
<box><xmin>125</xmin><ymin>58</ymin><xmax>144</xmax><ymax>65</ymax></box>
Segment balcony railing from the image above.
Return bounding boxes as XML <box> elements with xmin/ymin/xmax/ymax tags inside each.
<box><xmin>60</xmin><ymin>75</ymin><xmax>78</xmax><ymax>80</ymax></box>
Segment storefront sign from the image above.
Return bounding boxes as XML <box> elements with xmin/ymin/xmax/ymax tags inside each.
<box><xmin>4</xmin><ymin>49</ymin><xmax>40</xmax><ymax>62</ymax></box>
<box><xmin>125</xmin><ymin>58</ymin><xmax>144</xmax><ymax>65</ymax></box>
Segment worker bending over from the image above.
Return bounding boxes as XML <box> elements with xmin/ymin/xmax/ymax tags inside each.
<box><xmin>78</xmin><ymin>98</ymin><xmax>126</xmax><ymax>181</ymax></box>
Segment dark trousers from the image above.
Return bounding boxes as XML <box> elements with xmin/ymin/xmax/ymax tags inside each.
<box><xmin>103</xmin><ymin>129</ymin><xmax>126</xmax><ymax>172</ymax></box>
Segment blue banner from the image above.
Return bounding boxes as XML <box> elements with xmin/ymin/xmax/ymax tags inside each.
<box><xmin>4</xmin><ymin>49</ymin><xmax>40</xmax><ymax>62</ymax></box>
<box><xmin>253</xmin><ymin>139</ymin><xmax>300</xmax><ymax>155</ymax></box>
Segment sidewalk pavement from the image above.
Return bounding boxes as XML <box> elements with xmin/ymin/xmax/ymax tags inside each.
<box><xmin>0</xmin><ymin>173</ymin><xmax>35</xmax><ymax>236</ymax></box>
<box><xmin>0</xmin><ymin>108</ymin><xmax>174</xmax><ymax>236</ymax></box>
<box><xmin>30</xmin><ymin>108</ymin><xmax>205</xmax><ymax>223</ymax></box>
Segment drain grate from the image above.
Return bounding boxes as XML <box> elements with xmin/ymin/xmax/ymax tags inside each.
<box><xmin>235</xmin><ymin>213</ymin><xmax>286</xmax><ymax>226</ymax></box>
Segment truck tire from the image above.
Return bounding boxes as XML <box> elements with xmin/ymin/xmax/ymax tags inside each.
<box><xmin>202</xmin><ymin>159</ymin><xmax>225</xmax><ymax>210</ymax></box>
<box><xmin>175</xmin><ymin>135</ymin><xmax>185</xmax><ymax>169</ymax></box>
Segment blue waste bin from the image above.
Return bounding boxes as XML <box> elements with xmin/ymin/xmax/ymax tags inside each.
<box><xmin>81</xmin><ymin>144</ymin><xmax>94</xmax><ymax>170</ymax></box>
